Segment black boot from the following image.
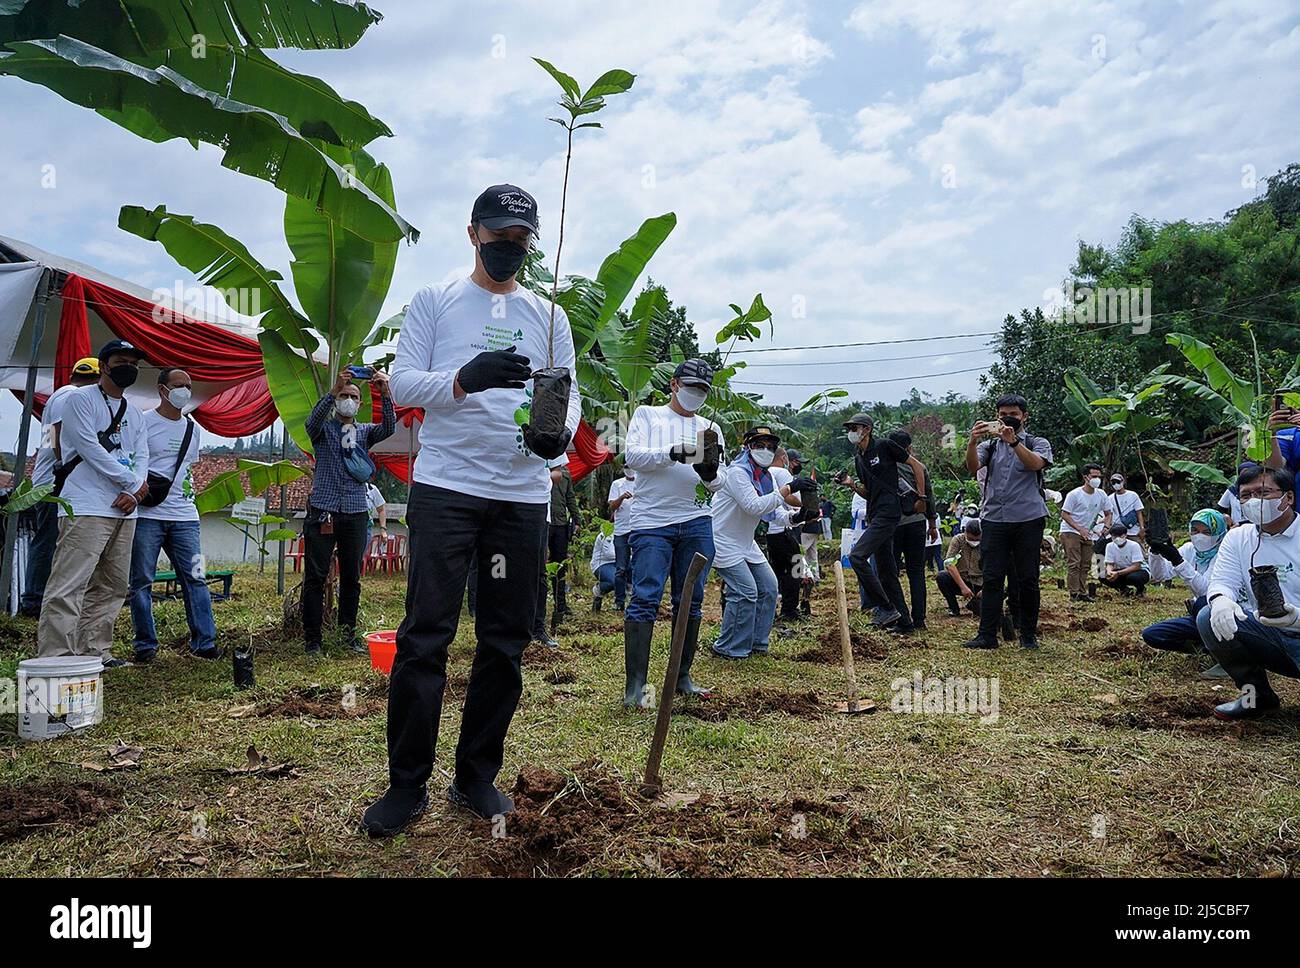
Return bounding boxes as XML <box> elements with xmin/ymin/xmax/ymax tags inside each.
<box><xmin>624</xmin><ymin>620</ymin><xmax>654</xmax><ymax>708</ymax></box>
<box><xmin>676</xmin><ymin>616</ymin><xmax>711</xmax><ymax>697</ymax></box>
<box><xmin>360</xmin><ymin>785</ymin><xmax>429</xmax><ymax>838</ymax></box>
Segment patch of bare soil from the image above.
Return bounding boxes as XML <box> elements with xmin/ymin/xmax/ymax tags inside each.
<box><xmin>0</xmin><ymin>782</ymin><xmax>122</xmax><ymax>843</ymax></box>
<box><xmin>795</xmin><ymin>627</ymin><xmax>889</xmax><ymax>664</ymax></box>
<box><xmin>675</xmin><ymin>688</ymin><xmax>824</xmax><ymax>722</ymax></box>
<box><xmin>256</xmin><ymin>683</ymin><xmax>384</xmax><ymax>719</ymax></box>
<box><xmin>464</xmin><ymin>763</ymin><xmax>878</xmax><ymax>876</ymax></box>
<box><xmin>1098</xmin><ymin>692</ymin><xmax>1221</xmax><ymax>733</ymax></box>
<box><xmin>1086</xmin><ymin>638</ymin><xmax>1147</xmax><ymax>659</ymax></box>
<box><xmin>543</xmin><ymin>668</ymin><xmax>578</xmax><ymax>685</ymax></box>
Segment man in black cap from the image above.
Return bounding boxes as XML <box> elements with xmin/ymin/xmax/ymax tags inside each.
<box><xmin>621</xmin><ymin>358</ymin><xmax>723</xmax><ymax>706</ymax></box>
<box><xmin>835</xmin><ymin>413</ymin><xmax>926</xmax><ymax>635</ymax></box>
<box><xmin>37</xmin><ymin>340</ymin><xmax>151</xmax><ymax>666</ymax></box>
<box><xmin>363</xmin><ymin>184</ymin><xmax>579</xmax><ymax>836</ymax></box>
<box><xmin>767</xmin><ymin>447</ymin><xmax>809</xmax><ymax>627</ymax></box>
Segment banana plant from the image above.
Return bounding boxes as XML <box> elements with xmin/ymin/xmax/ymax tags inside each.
<box><xmin>195</xmin><ymin>457</ymin><xmax>308</xmax><ymax>515</ymax></box>
<box><xmin>120</xmin><ymin>144</ymin><xmax>399</xmax><ymax>453</ymax></box>
<box><xmin>0</xmin><ymin>0</ymin><xmax>413</xmax><ymax>242</ymax></box>
<box><xmin>1153</xmin><ymin>331</ymin><xmax>1300</xmax><ymax>480</ymax></box>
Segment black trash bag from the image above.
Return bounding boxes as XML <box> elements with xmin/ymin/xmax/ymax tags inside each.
<box><xmin>1250</xmin><ymin>565</ymin><xmax>1287</xmax><ymax>618</ymax></box>
<box><xmin>523</xmin><ymin>367</ymin><xmax>572</xmax><ymax>460</ymax></box>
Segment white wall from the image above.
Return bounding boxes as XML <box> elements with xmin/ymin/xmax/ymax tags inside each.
<box><xmin>194</xmin><ymin>512</ymin><xmax>410</xmax><ymax>566</ymax></box>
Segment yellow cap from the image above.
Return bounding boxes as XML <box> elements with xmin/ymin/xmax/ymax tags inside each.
<box><xmin>71</xmin><ymin>357</ymin><xmax>99</xmax><ymax>376</ymax></box>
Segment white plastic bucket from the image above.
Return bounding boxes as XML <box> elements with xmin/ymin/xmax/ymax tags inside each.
<box><xmin>17</xmin><ymin>656</ymin><xmax>104</xmax><ymax>741</ymax></box>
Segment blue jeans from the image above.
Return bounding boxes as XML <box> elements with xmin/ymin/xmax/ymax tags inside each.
<box><xmin>626</xmin><ymin>515</ymin><xmax>715</xmax><ymax>624</ymax></box>
<box><xmin>1196</xmin><ymin>606</ymin><xmax>1300</xmax><ymax>698</ymax></box>
<box><xmin>712</xmin><ymin>559</ymin><xmax>779</xmax><ymax>658</ymax></box>
<box><xmin>129</xmin><ymin>519</ymin><xmax>216</xmax><ymax>656</ymax></box>
<box><xmin>595</xmin><ymin>562</ymin><xmax>617</xmax><ymax>596</ymax></box>
<box><xmin>613</xmin><ymin>533</ymin><xmax>632</xmax><ymax>608</ymax></box>
<box><xmin>1142</xmin><ymin>596</ymin><xmax>1207</xmax><ymax>653</ymax></box>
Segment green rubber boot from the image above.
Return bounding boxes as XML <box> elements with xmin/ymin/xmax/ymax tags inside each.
<box><xmin>623</xmin><ymin>620</ymin><xmax>654</xmax><ymax>708</ymax></box>
<box><xmin>676</xmin><ymin>617</ymin><xmax>711</xmax><ymax>697</ymax></box>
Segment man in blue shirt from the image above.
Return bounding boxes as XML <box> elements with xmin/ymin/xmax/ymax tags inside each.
<box><xmin>302</xmin><ymin>368</ymin><xmax>394</xmax><ymax>656</ymax></box>
<box><xmin>1265</xmin><ymin>405</ymin><xmax>1300</xmax><ymax>495</ymax></box>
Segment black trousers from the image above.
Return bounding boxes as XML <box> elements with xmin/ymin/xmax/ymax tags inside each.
<box><xmin>1101</xmin><ymin>569</ymin><xmax>1150</xmax><ymax>591</ymax></box>
<box><xmin>895</xmin><ymin>519</ymin><xmax>928</xmax><ymax>626</ymax></box>
<box><xmin>548</xmin><ymin>522</ymin><xmax>571</xmax><ymax>618</ymax></box>
<box><xmin>766</xmin><ymin>528</ymin><xmax>803</xmax><ymax>619</ymax></box>
<box><xmin>936</xmin><ymin>571</ymin><xmax>981</xmax><ymax>613</ymax></box>
<box><xmin>387</xmin><ymin>483</ymin><xmax>547</xmax><ymax>791</ymax></box>
<box><xmin>978</xmin><ymin>517</ymin><xmax>1045</xmax><ymax>640</ymax></box>
<box><xmin>849</xmin><ymin>513</ymin><xmax>910</xmax><ymax>627</ymax></box>
<box><xmin>303</xmin><ymin>505</ymin><xmax>367</xmax><ymax>648</ymax></box>
<box><xmin>20</xmin><ymin>501</ymin><xmax>58</xmax><ymax>614</ymax></box>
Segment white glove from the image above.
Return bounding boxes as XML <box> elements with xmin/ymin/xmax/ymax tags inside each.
<box><xmin>1257</xmin><ymin>602</ymin><xmax>1300</xmax><ymax>629</ymax></box>
<box><xmin>1209</xmin><ymin>595</ymin><xmax>1246</xmax><ymax>642</ymax></box>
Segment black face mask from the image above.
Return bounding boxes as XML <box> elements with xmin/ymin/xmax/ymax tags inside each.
<box><xmin>1001</xmin><ymin>414</ymin><xmax>1022</xmax><ymax>432</ymax></box>
<box><xmin>108</xmin><ymin>364</ymin><xmax>139</xmax><ymax>389</ymax></box>
<box><xmin>478</xmin><ymin>240</ymin><xmax>528</xmax><ymax>282</ymax></box>
<box><xmin>789</xmin><ymin>462</ymin><xmax>802</xmax><ymax>475</ymax></box>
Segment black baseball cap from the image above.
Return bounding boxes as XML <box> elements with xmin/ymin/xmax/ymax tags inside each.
<box><xmin>97</xmin><ymin>339</ymin><xmax>145</xmax><ymax>362</ymax></box>
<box><xmin>786</xmin><ymin>449</ymin><xmax>804</xmax><ymax>463</ymax></box>
<box><xmin>843</xmin><ymin>412</ymin><xmax>873</xmax><ymax>429</ymax></box>
<box><xmin>472</xmin><ymin>184</ymin><xmax>540</xmax><ymax>236</ymax></box>
<box><xmin>744</xmin><ymin>425</ymin><xmax>780</xmax><ymax>446</ymax></box>
<box><xmin>673</xmin><ymin>358</ymin><xmax>714</xmax><ymax>388</ymax></box>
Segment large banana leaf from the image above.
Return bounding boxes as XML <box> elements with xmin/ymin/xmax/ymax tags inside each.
<box><xmin>260</xmin><ymin>329</ymin><xmax>326</xmax><ymax>454</ymax></box>
<box><xmin>118</xmin><ymin>202</ymin><xmax>308</xmax><ymax>331</ymax></box>
<box><xmin>0</xmin><ymin>36</ymin><xmax>416</xmax><ymax>243</ymax></box>
<box><xmin>0</xmin><ymin>0</ymin><xmax>382</xmax><ymax>53</ymax></box>
<box><xmin>285</xmin><ymin>144</ymin><xmax>397</xmax><ymax>379</ymax></box>
<box><xmin>154</xmin><ymin>44</ymin><xmax>390</xmax><ymax>148</ymax></box>
<box><xmin>1151</xmin><ymin>373</ymin><xmax>1246</xmax><ymax>424</ymax></box>
<box><xmin>1165</xmin><ymin>333</ymin><xmax>1254</xmax><ymax>416</ymax></box>
<box><xmin>607</xmin><ymin>286</ymin><xmax>664</xmax><ymax>402</ymax></box>
<box><xmin>196</xmin><ymin>458</ymin><xmax>309</xmax><ymax>514</ymax></box>
<box><xmin>1170</xmin><ymin>460</ymin><xmax>1232</xmax><ymax>488</ymax></box>
<box><xmin>589</xmin><ymin>213</ymin><xmax>676</xmax><ymax>351</ymax></box>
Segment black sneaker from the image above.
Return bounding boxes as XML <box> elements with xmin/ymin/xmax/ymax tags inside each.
<box><xmin>360</xmin><ymin>786</ymin><xmax>429</xmax><ymax>838</ymax></box>
<box><xmin>1019</xmin><ymin>635</ymin><xmax>1040</xmax><ymax>650</ymax></box>
<box><xmin>101</xmin><ymin>656</ymin><xmax>132</xmax><ymax>669</ymax></box>
<box><xmin>190</xmin><ymin>646</ymin><xmax>220</xmax><ymax>660</ymax></box>
<box><xmin>305</xmin><ymin>642</ymin><xmax>322</xmax><ymax>657</ymax></box>
<box><xmin>533</xmin><ymin>633</ymin><xmax>560</xmax><ymax>649</ymax></box>
<box><xmin>963</xmin><ymin>636</ymin><xmax>999</xmax><ymax>649</ymax></box>
<box><xmin>133</xmin><ymin>650</ymin><xmax>156</xmax><ymax>665</ymax></box>
<box><xmin>447</xmin><ymin>781</ymin><xmax>515</xmax><ymax>820</ymax></box>
<box><xmin>872</xmin><ymin>608</ymin><xmax>902</xmax><ymax>627</ymax></box>
<box><xmin>946</xmin><ymin>607</ymin><xmax>962</xmax><ymax>617</ymax></box>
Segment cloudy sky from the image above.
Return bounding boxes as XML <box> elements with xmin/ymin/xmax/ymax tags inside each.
<box><xmin>1</xmin><ymin>0</ymin><xmax>1297</xmax><ymax>449</ymax></box>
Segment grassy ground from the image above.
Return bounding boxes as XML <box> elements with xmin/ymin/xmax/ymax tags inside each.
<box><xmin>2</xmin><ymin>556</ymin><xmax>1299</xmax><ymax>877</ymax></box>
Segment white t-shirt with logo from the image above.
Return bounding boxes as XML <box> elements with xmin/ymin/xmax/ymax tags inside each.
<box><xmin>766</xmin><ymin>466</ymin><xmax>794</xmax><ymax>535</ymax></box>
<box><xmin>31</xmin><ymin>383</ymin><xmax>79</xmax><ymax>487</ymax></box>
<box><xmin>56</xmin><ymin>384</ymin><xmax>149</xmax><ymax>518</ymax></box>
<box><xmin>390</xmin><ymin>276</ymin><xmax>580</xmax><ymax>505</ymax></box>
<box><xmin>1109</xmin><ymin>489</ymin><xmax>1145</xmax><ymax>535</ymax></box>
<box><xmin>138</xmin><ymin>410</ymin><xmax>200</xmax><ymax>522</ymax></box>
<box><xmin>1105</xmin><ymin>538</ymin><xmax>1147</xmax><ymax>572</ymax></box>
<box><xmin>1060</xmin><ymin>486</ymin><xmax>1108</xmax><ymax>537</ymax></box>
<box><xmin>607</xmin><ymin>476</ymin><xmax>635</xmax><ymax>536</ymax></box>
<box><xmin>624</xmin><ymin>403</ymin><xmax>723</xmax><ymax>531</ymax></box>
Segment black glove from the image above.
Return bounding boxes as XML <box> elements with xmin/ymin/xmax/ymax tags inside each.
<box><xmin>457</xmin><ymin>346</ymin><xmax>532</xmax><ymax>394</ymax></box>
<box><xmin>523</xmin><ymin>425</ymin><xmax>572</xmax><ymax>461</ymax></box>
<box><xmin>1149</xmin><ymin>537</ymin><xmax>1182</xmax><ymax>566</ymax></box>
<box><xmin>791</xmin><ymin>476</ymin><xmax>818</xmax><ymax>496</ymax></box>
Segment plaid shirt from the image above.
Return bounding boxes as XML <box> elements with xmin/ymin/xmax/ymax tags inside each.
<box><xmin>306</xmin><ymin>392</ymin><xmax>395</xmax><ymax>514</ymax></box>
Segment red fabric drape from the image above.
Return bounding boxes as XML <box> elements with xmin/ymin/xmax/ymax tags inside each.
<box><xmin>77</xmin><ymin>277</ymin><xmax>265</xmax><ymax>384</ymax></box>
<box><xmin>193</xmin><ymin>374</ymin><xmax>280</xmax><ymax>437</ymax></box>
<box><xmin>53</xmin><ymin>275</ymin><xmax>91</xmax><ymax>390</ymax></box>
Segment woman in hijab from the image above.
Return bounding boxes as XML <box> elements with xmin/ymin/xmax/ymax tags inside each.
<box><xmin>1142</xmin><ymin>509</ymin><xmax>1233</xmax><ymax>675</ymax></box>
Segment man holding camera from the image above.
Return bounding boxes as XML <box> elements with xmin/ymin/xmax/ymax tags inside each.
<box><xmin>963</xmin><ymin>394</ymin><xmax>1052</xmax><ymax>650</ymax></box>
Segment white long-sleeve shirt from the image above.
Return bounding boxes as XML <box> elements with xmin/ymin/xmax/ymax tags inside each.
<box><xmin>711</xmin><ymin>460</ymin><xmax>795</xmax><ymax>569</ymax></box>
<box><xmin>56</xmin><ymin>384</ymin><xmax>149</xmax><ymax>518</ymax></box>
<box><xmin>1207</xmin><ymin>515</ymin><xmax>1300</xmax><ymax>609</ymax></box>
<box><xmin>390</xmin><ymin>276</ymin><xmax>580</xmax><ymax>504</ymax></box>
<box><xmin>624</xmin><ymin>403</ymin><xmax>723</xmax><ymax>530</ymax></box>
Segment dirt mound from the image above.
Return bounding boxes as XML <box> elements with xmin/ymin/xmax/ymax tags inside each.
<box><xmin>543</xmin><ymin>668</ymin><xmax>578</xmax><ymax>685</ymax></box>
<box><xmin>1073</xmin><ymin>616</ymin><xmax>1108</xmax><ymax>632</ymax></box>
<box><xmin>795</xmin><ymin>627</ymin><xmax>889</xmax><ymax>664</ymax></box>
<box><xmin>464</xmin><ymin>762</ymin><xmax>877</xmax><ymax>876</ymax></box>
<box><xmin>675</xmin><ymin>688</ymin><xmax>824</xmax><ymax>722</ymax></box>
<box><xmin>1087</xmin><ymin>638</ymin><xmax>1146</xmax><ymax>659</ymax></box>
<box><xmin>257</xmin><ymin>683</ymin><xmax>384</xmax><ymax>719</ymax></box>
<box><xmin>0</xmin><ymin>782</ymin><xmax>122</xmax><ymax>843</ymax></box>
<box><xmin>1098</xmin><ymin>692</ymin><xmax>1220</xmax><ymax>732</ymax></box>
